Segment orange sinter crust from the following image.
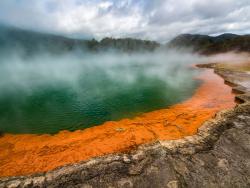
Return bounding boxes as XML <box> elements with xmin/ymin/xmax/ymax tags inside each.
<box><xmin>0</xmin><ymin>69</ymin><xmax>235</xmax><ymax>177</ymax></box>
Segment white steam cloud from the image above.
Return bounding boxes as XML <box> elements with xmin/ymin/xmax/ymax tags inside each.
<box><xmin>0</xmin><ymin>50</ymin><xmax>203</xmax><ymax>96</ymax></box>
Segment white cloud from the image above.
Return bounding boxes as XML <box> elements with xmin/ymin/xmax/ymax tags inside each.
<box><xmin>0</xmin><ymin>0</ymin><xmax>250</xmax><ymax>42</ymax></box>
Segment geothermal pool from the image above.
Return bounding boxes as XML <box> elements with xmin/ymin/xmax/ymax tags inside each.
<box><xmin>0</xmin><ymin>68</ymin><xmax>236</xmax><ymax>177</ymax></box>
<box><xmin>0</xmin><ymin>52</ymin><xmax>236</xmax><ymax>177</ymax></box>
<box><xmin>0</xmin><ymin>52</ymin><xmax>200</xmax><ymax>134</ymax></box>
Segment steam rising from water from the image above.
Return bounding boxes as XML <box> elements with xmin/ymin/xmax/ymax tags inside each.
<box><xmin>0</xmin><ymin>50</ymin><xmax>204</xmax><ymax>134</ymax></box>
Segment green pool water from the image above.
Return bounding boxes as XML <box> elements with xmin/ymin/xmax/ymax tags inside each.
<box><xmin>0</xmin><ymin>52</ymin><xmax>200</xmax><ymax>134</ymax></box>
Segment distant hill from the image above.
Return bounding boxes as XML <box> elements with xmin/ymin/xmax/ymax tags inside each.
<box><xmin>1</xmin><ymin>24</ymin><xmax>250</xmax><ymax>56</ymax></box>
<box><xmin>167</xmin><ymin>33</ymin><xmax>250</xmax><ymax>54</ymax></box>
<box><xmin>0</xmin><ymin>25</ymin><xmax>160</xmax><ymax>56</ymax></box>
<box><xmin>0</xmin><ymin>25</ymin><xmax>89</xmax><ymax>55</ymax></box>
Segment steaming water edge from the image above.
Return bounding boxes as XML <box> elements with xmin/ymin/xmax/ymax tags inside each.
<box><xmin>0</xmin><ymin>52</ymin><xmax>201</xmax><ymax>134</ymax></box>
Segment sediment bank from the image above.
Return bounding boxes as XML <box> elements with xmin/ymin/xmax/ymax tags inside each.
<box><xmin>2</xmin><ymin>103</ymin><xmax>249</xmax><ymax>188</ymax></box>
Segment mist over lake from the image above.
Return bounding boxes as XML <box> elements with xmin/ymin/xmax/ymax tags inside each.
<box><xmin>0</xmin><ymin>50</ymin><xmax>202</xmax><ymax>134</ymax></box>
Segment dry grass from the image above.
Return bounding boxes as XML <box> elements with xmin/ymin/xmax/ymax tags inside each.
<box><xmin>216</xmin><ymin>62</ymin><xmax>250</xmax><ymax>72</ymax></box>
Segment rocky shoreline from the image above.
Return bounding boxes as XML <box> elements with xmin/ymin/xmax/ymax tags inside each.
<box><xmin>1</xmin><ymin>64</ymin><xmax>250</xmax><ymax>188</ymax></box>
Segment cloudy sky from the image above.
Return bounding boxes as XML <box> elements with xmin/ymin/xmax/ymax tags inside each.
<box><xmin>0</xmin><ymin>0</ymin><xmax>250</xmax><ymax>42</ymax></box>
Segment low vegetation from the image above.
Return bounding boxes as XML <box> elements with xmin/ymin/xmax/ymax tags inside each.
<box><xmin>167</xmin><ymin>33</ymin><xmax>250</xmax><ymax>54</ymax></box>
